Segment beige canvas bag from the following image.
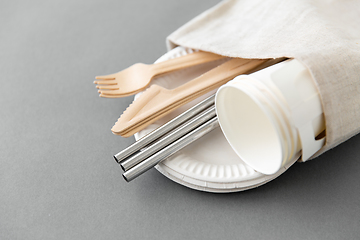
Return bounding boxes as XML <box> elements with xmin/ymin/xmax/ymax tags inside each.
<box><xmin>166</xmin><ymin>0</ymin><xmax>360</xmax><ymax>160</ymax></box>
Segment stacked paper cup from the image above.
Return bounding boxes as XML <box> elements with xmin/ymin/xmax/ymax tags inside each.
<box><xmin>216</xmin><ymin>59</ymin><xmax>326</xmax><ymax>175</ymax></box>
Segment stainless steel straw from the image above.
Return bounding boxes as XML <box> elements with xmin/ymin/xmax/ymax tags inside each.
<box><xmin>120</xmin><ymin>106</ymin><xmax>216</xmax><ymax>171</ymax></box>
<box><xmin>123</xmin><ymin>117</ymin><xmax>219</xmax><ymax>182</ymax></box>
<box><xmin>113</xmin><ymin>94</ymin><xmax>215</xmax><ymax>163</ymax></box>
<box><xmin>115</xmin><ymin>58</ymin><xmax>290</xmax><ymax>182</ymax></box>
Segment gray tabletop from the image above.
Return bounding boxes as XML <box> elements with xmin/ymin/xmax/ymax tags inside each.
<box><xmin>1</xmin><ymin>0</ymin><xmax>360</xmax><ymax>239</ymax></box>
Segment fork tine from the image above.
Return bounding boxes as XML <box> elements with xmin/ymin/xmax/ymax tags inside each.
<box><xmin>93</xmin><ymin>80</ymin><xmax>117</xmax><ymax>85</ymax></box>
<box><xmin>96</xmin><ymin>85</ymin><xmax>119</xmax><ymax>90</ymax></box>
<box><xmin>95</xmin><ymin>75</ymin><xmax>116</xmax><ymax>80</ymax></box>
<box><xmin>98</xmin><ymin>89</ymin><xmax>123</xmax><ymax>95</ymax></box>
<box><xmin>99</xmin><ymin>93</ymin><xmax>122</xmax><ymax>98</ymax></box>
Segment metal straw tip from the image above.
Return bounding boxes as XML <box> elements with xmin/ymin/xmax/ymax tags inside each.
<box><xmin>113</xmin><ymin>155</ymin><xmax>120</xmax><ymax>164</ymax></box>
<box><xmin>122</xmin><ymin>174</ymin><xmax>129</xmax><ymax>182</ymax></box>
<box><xmin>119</xmin><ymin>163</ymin><xmax>125</xmax><ymax>172</ymax></box>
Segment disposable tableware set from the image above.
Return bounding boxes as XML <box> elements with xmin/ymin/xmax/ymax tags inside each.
<box><xmin>92</xmin><ymin>0</ymin><xmax>360</xmax><ymax>192</ymax></box>
<box><xmin>94</xmin><ymin>47</ymin><xmax>326</xmax><ymax>192</ymax></box>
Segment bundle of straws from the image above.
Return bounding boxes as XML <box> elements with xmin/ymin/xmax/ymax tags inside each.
<box><xmin>114</xmin><ymin>94</ymin><xmax>218</xmax><ymax>182</ymax></box>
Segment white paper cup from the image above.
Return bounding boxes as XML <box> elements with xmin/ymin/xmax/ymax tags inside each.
<box><xmin>215</xmin><ymin>59</ymin><xmax>326</xmax><ymax>175</ymax></box>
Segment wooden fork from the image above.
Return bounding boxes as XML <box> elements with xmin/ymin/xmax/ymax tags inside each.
<box><xmin>111</xmin><ymin>58</ymin><xmax>270</xmax><ymax>137</ymax></box>
<box><xmin>94</xmin><ymin>51</ymin><xmax>225</xmax><ymax>97</ymax></box>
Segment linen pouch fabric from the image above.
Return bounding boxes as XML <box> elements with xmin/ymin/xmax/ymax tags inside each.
<box><xmin>166</xmin><ymin>0</ymin><xmax>360</xmax><ymax>161</ymax></box>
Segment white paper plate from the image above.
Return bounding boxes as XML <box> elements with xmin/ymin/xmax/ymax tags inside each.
<box><xmin>134</xmin><ymin>47</ymin><xmax>298</xmax><ymax>192</ymax></box>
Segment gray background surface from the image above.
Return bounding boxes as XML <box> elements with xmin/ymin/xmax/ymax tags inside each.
<box><xmin>1</xmin><ymin>0</ymin><xmax>359</xmax><ymax>239</ymax></box>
